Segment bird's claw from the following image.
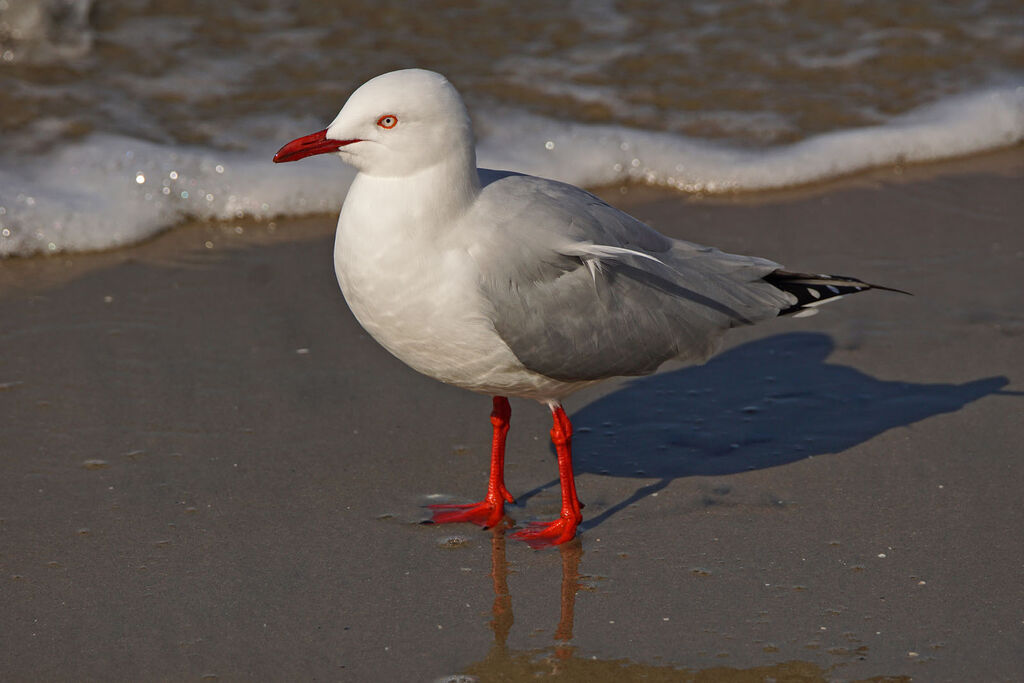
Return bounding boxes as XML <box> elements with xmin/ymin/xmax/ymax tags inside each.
<box><xmin>427</xmin><ymin>499</ymin><xmax>509</xmax><ymax>529</ymax></box>
<box><xmin>510</xmin><ymin>516</ymin><xmax>579</xmax><ymax>549</ymax></box>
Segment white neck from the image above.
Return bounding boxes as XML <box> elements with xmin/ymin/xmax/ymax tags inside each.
<box><xmin>343</xmin><ymin>148</ymin><xmax>480</xmax><ymax>239</ymax></box>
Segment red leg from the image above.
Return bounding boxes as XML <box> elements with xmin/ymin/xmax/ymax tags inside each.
<box><xmin>428</xmin><ymin>396</ymin><xmax>514</xmax><ymax>528</ymax></box>
<box><xmin>511</xmin><ymin>404</ymin><xmax>583</xmax><ymax>549</ymax></box>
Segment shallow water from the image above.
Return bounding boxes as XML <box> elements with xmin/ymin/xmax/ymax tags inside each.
<box><xmin>1</xmin><ymin>0</ymin><xmax>1022</xmax><ymax>256</ymax></box>
<box><xmin>4</xmin><ymin>0</ymin><xmax>1022</xmax><ymax>145</ymax></box>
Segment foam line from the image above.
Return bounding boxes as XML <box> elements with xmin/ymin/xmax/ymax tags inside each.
<box><xmin>1</xmin><ymin>84</ymin><xmax>1021</xmax><ymax>257</ymax></box>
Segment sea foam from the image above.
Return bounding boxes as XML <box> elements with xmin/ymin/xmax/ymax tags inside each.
<box><xmin>478</xmin><ymin>84</ymin><xmax>1024</xmax><ymax>192</ymax></box>
<box><xmin>1</xmin><ymin>84</ymin><xmax>1021</xmax><ymax>258</ymax></box>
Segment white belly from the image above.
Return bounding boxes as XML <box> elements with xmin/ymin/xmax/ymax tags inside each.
<box><xmin>333</xmin><ymin>209</ymin><xmax>578</xmax><ymax>400</ymax></box>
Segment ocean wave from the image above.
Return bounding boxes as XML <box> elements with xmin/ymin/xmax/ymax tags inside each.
<box><xmin>0</xmin><ymin>135</ymin><xmax>353</xmax><ymax>257</ymax></box>
<box><xmin>478</xmin><ymin>84</ymin><xmax>1024</xmax><ymax>192</ymax></box>
<box><xmin>1</xmin><ymin>84</ymin><xmax>1021</xmax><ymax>258</ymax></box>
<box><xmin>0</xmin><ymin>0</ymin><xmax>93</xmax><ymax>64</ymax></box>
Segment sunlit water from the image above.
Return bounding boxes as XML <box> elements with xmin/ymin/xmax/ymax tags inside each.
<box><xmin>1</xmin><ymin>0</ymin><xmax>1022</xmax><ymax>256</ymax></box>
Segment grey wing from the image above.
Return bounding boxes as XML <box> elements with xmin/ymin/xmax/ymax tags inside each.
<box><xmin>473</xmin><ymin>174</ymin><xmax>795</xmax><ymax>382</ymax></box>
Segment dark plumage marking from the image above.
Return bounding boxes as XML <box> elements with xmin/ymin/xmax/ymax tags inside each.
<box><xmin>764</xmin><ymin>270</ymin><xmax>911</xmax><ymax>316</ymax></box>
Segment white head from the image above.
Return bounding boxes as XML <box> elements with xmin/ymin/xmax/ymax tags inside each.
<box><xmin>274</xmin><ymin>69</ymin><xmax>475</xmax><ymax>178</ymax></box>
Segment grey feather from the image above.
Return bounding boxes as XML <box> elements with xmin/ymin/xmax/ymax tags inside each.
<box><xmin>469</xmin><ymin>171</ymin><xmax>796</xmax><ymax>382</ymax></box>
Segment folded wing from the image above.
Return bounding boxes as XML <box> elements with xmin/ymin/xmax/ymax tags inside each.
<box><xmin>470</xmin><ymin>172</ymin><xmax>796</xmax><ymax>382</ymax></box>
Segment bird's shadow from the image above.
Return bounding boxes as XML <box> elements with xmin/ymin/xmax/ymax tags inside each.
<box><xmin>517</xmin><ymin>332</ymin><xmax>1010</xmax><ymax>530</ymax></box>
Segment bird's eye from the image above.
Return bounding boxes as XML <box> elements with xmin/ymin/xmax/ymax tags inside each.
<box><xmin>377</xmin><ymin>114</ymin><xmax>398</xmax><ymax>129</ymax></box>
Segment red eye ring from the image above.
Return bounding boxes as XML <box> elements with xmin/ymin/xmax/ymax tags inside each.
<box><xmin>377</xmin><ymin>114</ymin><xmax>398</xmax><ymax>129</ymax></box>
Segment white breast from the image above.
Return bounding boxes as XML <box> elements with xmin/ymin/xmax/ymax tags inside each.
<box><xmin>332</xmin><ymin>176</ymin><xmax>577</xmax><ymax>400</ymax></box>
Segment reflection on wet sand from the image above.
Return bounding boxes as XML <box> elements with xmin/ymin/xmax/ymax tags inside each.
<box><xmin>457</xmin><ymin>528</ymin><xmax>909</xmax><ymax>682</ymax></box>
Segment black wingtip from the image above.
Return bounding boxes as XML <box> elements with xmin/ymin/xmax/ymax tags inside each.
<box><xmin>765</xmin><ymin>270</ymin><xmax>911</xmax><ymax>316</ymax></box>
<box><xmin>865</xmin><ymin>282</ymin><xmax>913</xmax><ymax>296</ymax></box>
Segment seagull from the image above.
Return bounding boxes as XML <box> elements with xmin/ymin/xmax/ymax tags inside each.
<box><xmin>273</xmin><ymin>69</ymin><xmax>905</xmax><ymax>548</ymax></box>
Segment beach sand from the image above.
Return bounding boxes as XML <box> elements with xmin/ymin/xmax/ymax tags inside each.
<box><xmin>2</xmin><ymin>149</ymin><xmax>1022</xmax><ymax>681</ymax></box>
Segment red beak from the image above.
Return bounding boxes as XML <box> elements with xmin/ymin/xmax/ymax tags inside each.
<box><xmin>273</xmin><ymin>129</ymin><xmax>360</xmax><ymax>163</ymax></box>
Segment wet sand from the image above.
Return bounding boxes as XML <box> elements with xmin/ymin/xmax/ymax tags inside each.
<box><xmin>1</xmin><ymin>149</ymin><xmax>1022</xmax><ymax>681</ymax></box>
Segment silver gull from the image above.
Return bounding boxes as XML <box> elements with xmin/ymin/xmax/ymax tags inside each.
<box><xmin>273</xmin><ymin>69</ymin><xmax>905</xmax><ymax>548</ymax></box>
